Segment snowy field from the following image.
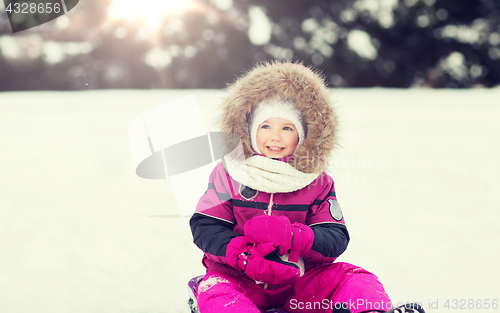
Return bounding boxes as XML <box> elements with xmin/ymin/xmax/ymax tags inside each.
<box><xmin>0</xmin><ymin>88</ymin><xmax>499</xmax><ymax>313</ymax></box>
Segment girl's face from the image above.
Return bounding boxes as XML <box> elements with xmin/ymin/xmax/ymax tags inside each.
<box><xmin>256</xmin><ymin>118</ymin><xmax>299</xmax><ymax>158</ymax></box>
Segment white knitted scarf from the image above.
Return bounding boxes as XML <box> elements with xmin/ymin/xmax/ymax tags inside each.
<box><xmin>222</xmin><ymin>153</ymin><xmax>319</xmax><ymax>193</ymax></box>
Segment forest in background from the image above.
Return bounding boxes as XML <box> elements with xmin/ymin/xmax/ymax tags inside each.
<box><xmin>0</xmin><ymin>0</ymin><xmax>499</xmax><ymax>90</ymax></box>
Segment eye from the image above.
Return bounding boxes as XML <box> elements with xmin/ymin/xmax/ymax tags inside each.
<box><xmin>261</xmin><ymin>125</ymin><xmax>270</xmax><ymax>129</ymax></box>
<box><xmin>283</xmin><ymin>126</ymin><xmax>293</xmax><ymax>131</ymax></box>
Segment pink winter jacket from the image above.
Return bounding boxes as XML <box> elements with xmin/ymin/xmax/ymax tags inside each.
<box><xmin>189</xmin><ymin>162</ymin><xmax>350</xmax><ymax>277</ymax></box>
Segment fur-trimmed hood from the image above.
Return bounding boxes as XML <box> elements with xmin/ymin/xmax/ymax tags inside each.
<box><xmin>218</xmin><ymin>62</ymin><xmax>339</xmax><ymax>174</ymax></box>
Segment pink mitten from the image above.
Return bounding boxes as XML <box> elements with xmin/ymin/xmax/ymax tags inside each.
<box><xmin>243</xmin><ymin>215</ymin><xmax>292</xmax><ymax>255</ymax></box>
<box><xmin>226</xmin><ymin>236</ymin><xmax>301</xmax><ymax>285</ymax></box>
<box><xmin>243</xmin><ymin>215</ymin><xmax>315</xmax><ymax>263</ymax></box>
<box><xmin>288</xmin><ymin>222</ymin><xmax>314</xmax><ymax>263</ymax></box>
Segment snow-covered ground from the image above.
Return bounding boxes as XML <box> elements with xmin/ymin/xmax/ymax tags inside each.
<box><xmin>0</xmin><ymin>88</ymin><xmax>499</xmax><ymax>313</ymax></box>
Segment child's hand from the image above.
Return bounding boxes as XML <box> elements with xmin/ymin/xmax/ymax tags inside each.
<box><xmin>243</xmin><ymin>215</ymin><xmax>314</xmax><ymax>263</ymax></box>
<box><xmin>288</xmin><ymin>222</ymin><xmax>314</xmax><ymax>263</ymax></box>
<box><xmin>225</xmin><ymin>236</ymin><xmax>301</xmax><ymax>285</ymax></box>
<box><xmin>243</xmin><ymin>215</ymin><xmax>293</xmax><ymax>256</ymax></box>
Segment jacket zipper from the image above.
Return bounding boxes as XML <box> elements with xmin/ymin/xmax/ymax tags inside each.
<box><xmin>267</xmin><ymin>193</ymin><xmax>274</xmax><ymax>215</ymax></box>
<box><xmin>264</xmin><ymin>193</ymin><xmax>274</xmax><ymax>289</ymax></box>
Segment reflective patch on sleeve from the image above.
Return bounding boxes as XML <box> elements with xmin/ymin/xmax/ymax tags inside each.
<box><xmin>328</xmin><ymin>199</ymin><xmax>343</xmax><ymax>221</ymax></box>
<box><xmin>239</xmin><ymin>184</ymin><xmax>258</xmax><ymax>200</ymax></box>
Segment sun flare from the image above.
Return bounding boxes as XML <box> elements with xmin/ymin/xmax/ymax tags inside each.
<box><xmin>107</xmin><ymin>0</ymin><xmax>194</xmax><ymax>29</ymax></box>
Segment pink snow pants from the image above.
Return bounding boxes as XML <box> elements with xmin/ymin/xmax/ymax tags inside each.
<box><xmin>196</xmin><ymin>262</ymin><xmax>392</xmax><ymax>313</ymax></box>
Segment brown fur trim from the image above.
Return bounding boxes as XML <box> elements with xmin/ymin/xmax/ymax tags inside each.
<box><xmin>218</xmin><ymin>61</ymin><xmax>338</xmax><ymax>174</ymax></box>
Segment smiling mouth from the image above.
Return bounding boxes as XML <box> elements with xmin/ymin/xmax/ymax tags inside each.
<box><xmin>267</xmin><ymin>146</ymin><xmax>284</xmax><ymax>151</ymax></box>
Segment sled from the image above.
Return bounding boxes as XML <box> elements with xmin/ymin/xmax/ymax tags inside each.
<box><xmin>188</xmin><ymin>275</ymin><xmax>290</xmax><ymax>313</ymax></box>
<box><xmin>187</xmin><ymin>275</ymin><xmax>203</xmax><ymax>313</ymax></box>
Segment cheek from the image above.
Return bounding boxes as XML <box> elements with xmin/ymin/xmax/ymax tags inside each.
<box><xmin>256</xmin><ymin>131</ymin><xmax>266</xmax><ymax>146</ymax></box>
<box><xmin>286</xmin><ymin>133</ymin><xmax>299</xmax><ymax>148</ymax></box>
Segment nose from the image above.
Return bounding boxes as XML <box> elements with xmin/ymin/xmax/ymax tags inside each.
<box><xmin>269</xmin><ymin>129</ymin><xmax>281</xmax><ymax>141</ymax></box>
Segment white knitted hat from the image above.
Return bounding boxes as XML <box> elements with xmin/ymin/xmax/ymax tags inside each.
<box><xmin>249</xmin><ymin>99</ymin><xmax>305</xmax><ymax>155</ymax></box>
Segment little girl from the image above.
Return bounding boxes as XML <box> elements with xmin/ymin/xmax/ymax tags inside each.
<box><xmin>189</xmin><ymin>62</ymin><xmax>424</xmax><ymax>313</ymax></box>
